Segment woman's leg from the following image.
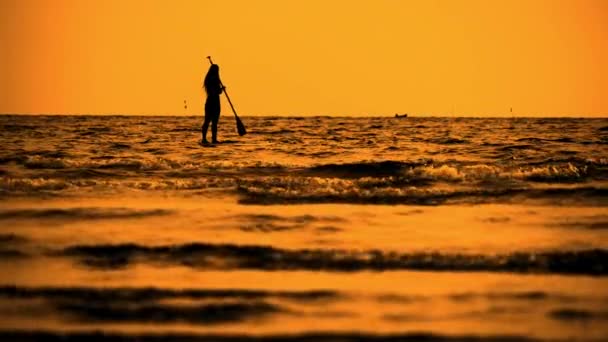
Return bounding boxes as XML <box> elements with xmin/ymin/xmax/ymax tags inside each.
<box><xmin>211</xmin><ymin>111</ymin><xmax>219</xmax><ymax>143</ymax></box>
<box><xmin>201</xmin><ymin>116</ymin><xmax>211</xmax><ymax>143</ymax></box>
<box><xmin>205</xmin><ymin>96</ymin><xmax>220</xmax><ymax>143</ymax></box>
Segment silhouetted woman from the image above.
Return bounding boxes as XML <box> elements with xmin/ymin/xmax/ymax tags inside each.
<box><xmin>202</xmin><ymin>64</ymin><xmax>223</xmax><ymax>144</ymax></box>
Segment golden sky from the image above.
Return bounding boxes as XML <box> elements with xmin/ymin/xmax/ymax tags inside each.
<box><xmin>1</xmin><ymin>0</ymin><xmax>607</xmax><ymax>116</ymax></box>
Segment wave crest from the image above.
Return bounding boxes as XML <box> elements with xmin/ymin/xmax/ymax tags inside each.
<box><xmin>57</xmin><ymin>242</ymin><xmax>608</xmax><ymax>275</ymax></box>
<box><xmin>0</xmin><ymin>207</ymin><xmax>173</xmax><ymax>220</ymax></box>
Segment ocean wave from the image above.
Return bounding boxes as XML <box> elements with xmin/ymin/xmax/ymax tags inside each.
<box><xmin>234</xmin><ymin>214</ymin><xmax>347</xmax><ymax>233</ymax></box>
<box><xmin>255</xmin><ymin>128</ymin><xmax>297</xmax><ymax>135</ymax></box>
<box><xmin>302</xmin><ymin>161</ymin><xmax>601</xmax><ymax>184</ymax></box>
<box><xmin>304</xmin><ymin>161</ymin><xmax>423</xmax><ymax>178</ymax></box>
<box><xmin>8</xmin><ymin>153</ymin><xmax>607</xmax><ymax>183</ymax></box>
<box><xmin>0</xmin><ymin>177</ymin><xmax>236</xmax><ymax>195</ymax></box>
<box><xmin>552</xmin><ymin>137</ymin><xmax>575</xmax><ymax>143</ymax></box>
<box><xmin>109</xmin><ymin>142</ymin><xmax>132</xmax><ymax>150</ymax></box>
<box><xmin>238</xmin><ymin>181</ymin><xmax>608</xmax><ymax>205</ymax></box>
<box><xmin>23</xmin><ymin>157</ymin><xmax>70</xmax><ymax>170</ymax></box>
<box><xmin>552</xmin><ymin>215</ymin><xmax>608</xmax><ymax>230</ymax></box>
<box><xmin>85</xmin><ymin>126</ymin><xmax>113</xmax><ymax>132</ymax></box>
<box><xmin>17</xmin><ymin>156</ymin><xmax>294</xmax><ymax>173</ymax></box>
<box><xmin>237</xmin><ymin>178</ymin><xmax>455</xmax><ymax>205</ymax></box>
<box><xmin>498</xmin><ymin>144</ymin><xmax>536</xmax><ymax>151</ymax></box>
<box><xmin>0</xmin><ymin>285</ymin><xmax>336</xmax><ymax>326</ymax></box>
<box><xmin>3</xmin><ymin>285</ymin><xmax>603</xmax><ymax>329</ymax></box>
<box><xmin>50</xmin><ymin>168</ymin><xmax>119</xmax><ymax>179</ymax></box>
<box><xmin>0</xmin><ymin>155</ymin><xmax>27</xmax><ymax>165</ymax></box>
<box><xmin>514</xmin><ymin>137</ymin><xmax>581</xmax><ymax>144</ymax></box>
<box><xmin>430</xmin><ymin>137</ymin><xmax>469</xmax><ymax>145</ymax></box>
<box><xmin>516</xmin><ymin>137</ymin><xmax>545</xmax><ymax>143</ymax></box>
<box><xmin>0</xmin><ymin>331</ymin><xmax>543</xmax><ymax>342</ymax></box>
<box><xmin>19</xmin><ymin>156</ymin><xmax>166</xmax><ymax>171</ymax></box>
<box><xmin>0</xmin><ymin>286</ymin><xmax>591</xmax><ymax>307</ymax></box>
<box><xmin>0</xmin><ymin>249</ymin><xmax>26</xmax><ymax>258</ymax></box>
<box><xmin>549</xmin><ymin>308</ymin><xmax>608</xmax><ymax>321</ymax></box>
<box><xmin>57</xmin><ymin>242</ymin><xmax>608</xmax><ymax>275</ymax></box>
<box><xmin>0</xmin><ymin>233</ymin><xmax>27</xmax><ymax>243</ymax></box>
<box><xmin>523</xmin><ymin>156</ymin><xmax>606</xmax><ymax>166</ymax></box>
<box><xmin>0</xmin><ymin>207</ymin><xmax>173</xmax><ymax>220</ymax></box>
<box><xmin>169</xmin><ymin>127</ymin><xmax>199</xmax><ymax>132</ymax></box>
<box><xmin>446</xmin><ymin>291</ymin><xmax>579</xmax><ymax>303</ymax></box>
<box><xmin>0</xmin><ymin>124</ymin><xmax>39</xmax><ymax>132</ymax></box>
<box><xmin>512</xmin><ymin>163</ymin><xmax>589</xmax><ymax>182</ymax></box>
<box><xmin>0</xmin><ymin>177</ymin><xmax>74</xmax><ymax>192</ymax></box>
<box><xmin>2</xmin><ymin>173</ymin><xmax>606</xmax><ymax>205</ymax></box>
<box><xmin>0</xmin><ymin>286</ymin><xmax>339</xmax><ymax>302</ymax></box>
<box><xmin>57</xmin><ymin>299</ymin><xmax>282</xmax><ymax>325</ymax></box>
<box><xmin>0</xmin><ymin>233</ymin><xmax>28</xmax><ymax>259</ymax></box>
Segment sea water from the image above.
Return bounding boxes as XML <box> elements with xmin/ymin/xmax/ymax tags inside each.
<box><xmin>0</xmin><ymin>115</ymin><xmax>607</xmax><ymax>341</ymax></box>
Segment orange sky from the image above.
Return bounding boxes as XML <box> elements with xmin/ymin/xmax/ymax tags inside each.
<box><xmin>1</xmin><ymin>0</ymin><xmax>607</xmax><ymax>116</ymax></box>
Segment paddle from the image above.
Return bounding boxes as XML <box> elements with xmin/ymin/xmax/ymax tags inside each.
<box><xmin>206</xmin><ymin>56</ymin><xmax>246</xmax><ymax>136</ymax></box>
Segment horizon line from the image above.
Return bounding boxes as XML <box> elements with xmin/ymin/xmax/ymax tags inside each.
<box><xmin>1</xmin><ymin>113</ymin><xmax>607</xmax><ymax>118</ymax></box>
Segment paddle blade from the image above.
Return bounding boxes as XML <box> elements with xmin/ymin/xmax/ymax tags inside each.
<box><xmin>235</xmin><ymin>115</ymin><xmax>247</xmax><ymax>136</ymax></box>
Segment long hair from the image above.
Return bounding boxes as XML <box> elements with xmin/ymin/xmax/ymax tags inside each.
<box><xmin>204</xmin><ymin>64</ymin><xmax>221</xmax><ymax>95</ymax></box>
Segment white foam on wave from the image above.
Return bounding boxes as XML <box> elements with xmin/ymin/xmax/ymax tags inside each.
<box><xmin>511</xmin><ymin>163</ymin><xmax>588</xmax><ymax>182</ymax></box>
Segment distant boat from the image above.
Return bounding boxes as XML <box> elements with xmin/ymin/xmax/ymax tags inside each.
<box><xmin>394</xmin><ymin>113</ymin><xmax>408</xmax><ymax>118</ymax></box>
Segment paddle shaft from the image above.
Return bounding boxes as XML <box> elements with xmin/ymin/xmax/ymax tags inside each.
<box><xmin>219</xmin><ymin>82</ymin><xmax>239</xmax><ymax>118</ymax></box>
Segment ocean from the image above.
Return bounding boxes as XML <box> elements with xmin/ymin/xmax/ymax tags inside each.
<box><xmin>0</xmin><ymin>115</ymin><xmax>607</xmax><ymax>341</ymax></box>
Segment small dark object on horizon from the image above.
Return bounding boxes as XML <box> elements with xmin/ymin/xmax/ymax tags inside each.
<box><xmin>394</xmin><ymin>113</ymin><xmax>408</xmax><ymax>118</ymax></box>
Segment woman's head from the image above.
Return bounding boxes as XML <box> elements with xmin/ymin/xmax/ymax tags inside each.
<box><xmin>204</xmin><ymin>64</ymin><xmax>220</xmax><ymax>94</ymax></box>
<box><xmin>208</xmin><ymin>64</ymin><xmax>219</xmax><ymax>75</ymax></box>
